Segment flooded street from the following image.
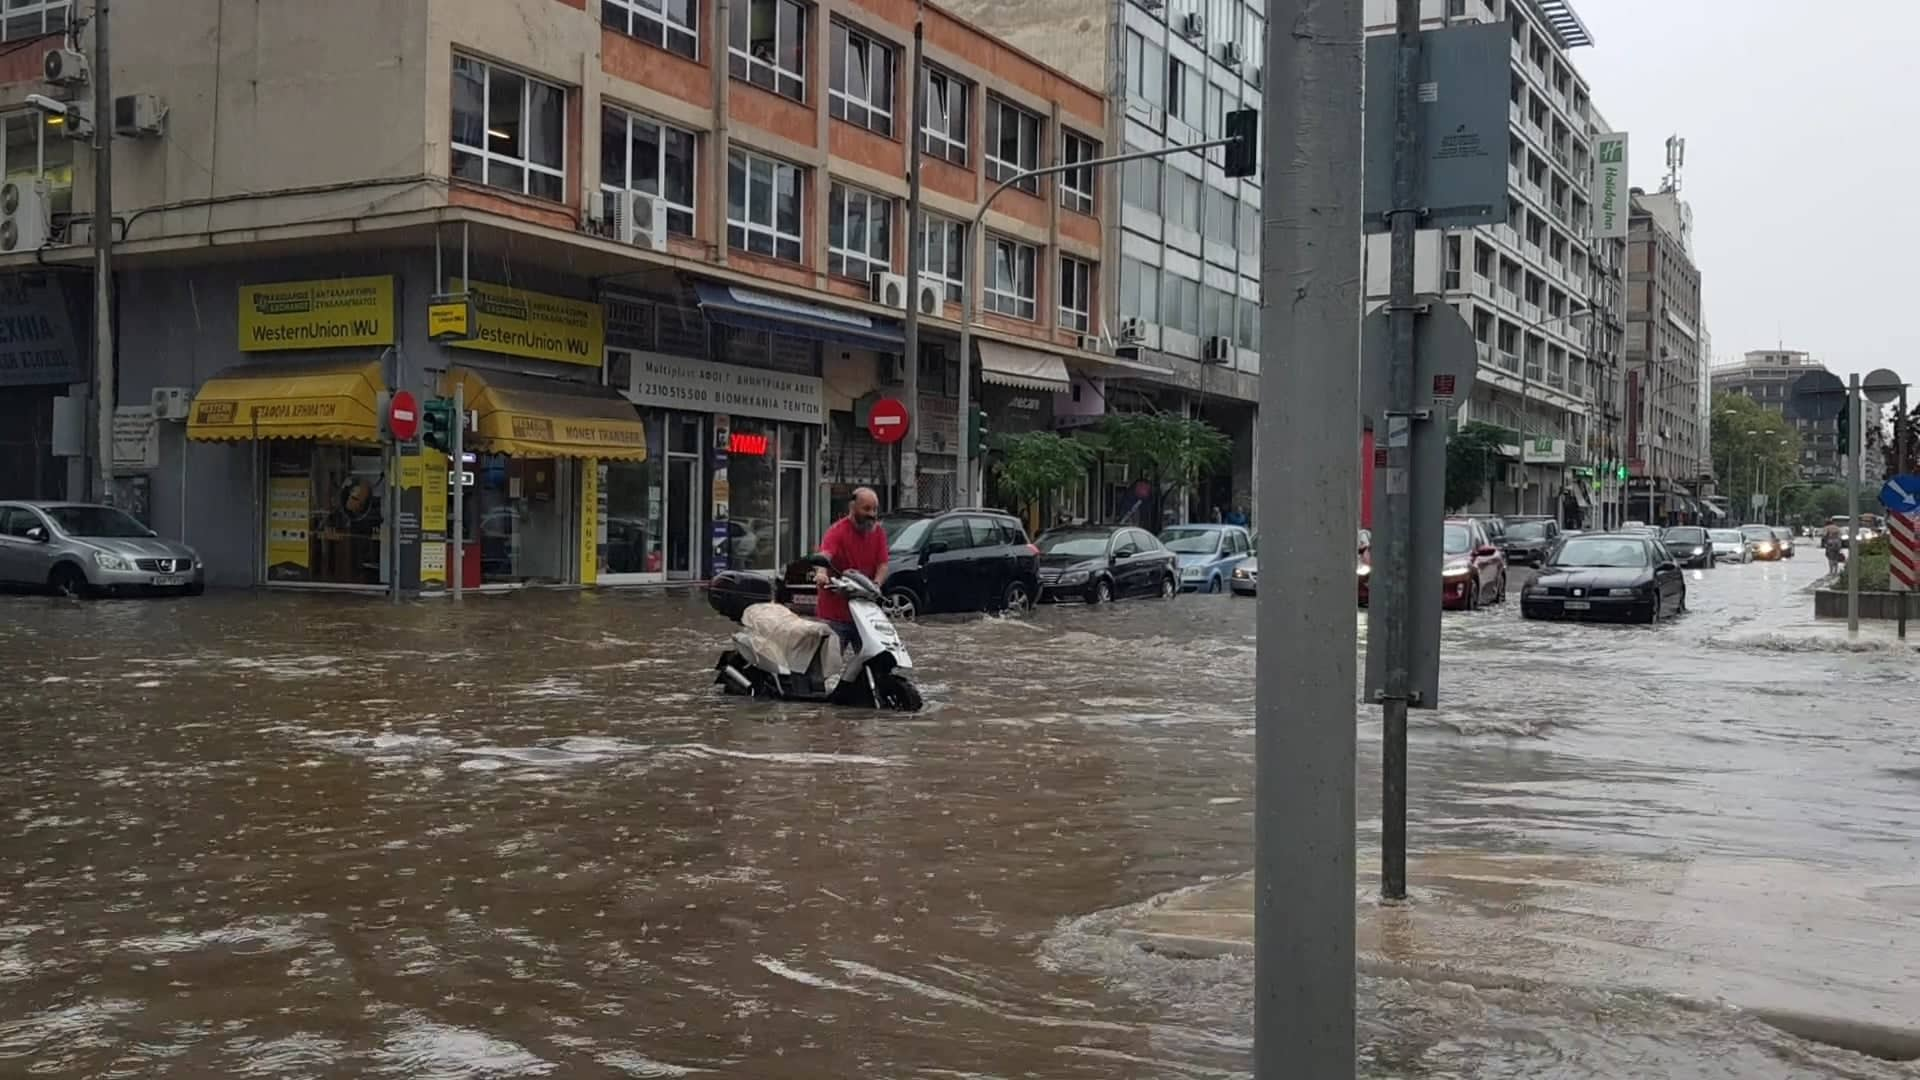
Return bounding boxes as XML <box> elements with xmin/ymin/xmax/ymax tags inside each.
<box><xmin>3</xmin><ymin>560</ymin><xmax>1917</xmax><ymax>1077</ymax></box>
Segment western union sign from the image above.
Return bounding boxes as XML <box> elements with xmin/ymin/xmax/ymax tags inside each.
<box><xmin>238</xmin><ymin>275</ymin><xmax>396</xmax><ymax>352</ymax></box>
<box><xmin>447</xmin><ymin>278</ymin><xmax>604</xmax><ymax>368</ymax></box>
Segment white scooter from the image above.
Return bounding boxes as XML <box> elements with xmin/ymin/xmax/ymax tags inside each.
<box><xmin>709</xmin><ymin>559</ymin><xmax>922</xmax><ymax>711</ymax></box>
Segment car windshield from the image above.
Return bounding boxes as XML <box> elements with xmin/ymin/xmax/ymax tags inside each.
<box><xmin>45</xmin><ymin>506</ymin><xmax>152</xmax><ymax>538</ymax></box>
<box><xmin>1160</xmin><ymin>528</ymin><xmax>1222</xmax><ymax>554</ymax></box>
<box><xmin>1665</xmin><ymin>528</ymin><xmax>1706</xmax><ymax>543</ymax></box>
<box><xmin>1551</xmin><ymin>537</ymin><xmax>1650</xmax><ymax>568</ymax></box>
<box><xmin>1741</xmin><ymin>526</ymin><xmax>1773</xmax><ymax>539</ymax></box>
<box><xmin>884</xmin><ymin>517</ymin><xmax>932</xmax><ymax>554</ymax></box>
<box><xmin>1506</xmin><ymin>521</ymin><xmax>1552</xmax><ymax>540</ymax></box>
<box><xmin>1442</xmin><ymin>524</ymin><xmax>1473</xmax><ymax>555</ymax></box>
<box><xmin>1038</xmin><ymin>531</ymin><xmax>1112</xmax><ymax>558</ymax></box>
<box><xmin>1709</xmin><ymin>529</ymin><xmax>1743</xmax><ymax>543</ymax></box>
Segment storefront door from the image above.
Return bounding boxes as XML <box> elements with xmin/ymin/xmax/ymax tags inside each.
<box><xmin>666</xmin><ymin>456</ymin><xmax>700</xmax><ymax>580</ymax></box>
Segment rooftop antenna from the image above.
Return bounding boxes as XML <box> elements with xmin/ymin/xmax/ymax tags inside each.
<box><xmin>1661</xmin><ymin>134</ymin><xmax>1686</xmax><ymax>193</ymax></box>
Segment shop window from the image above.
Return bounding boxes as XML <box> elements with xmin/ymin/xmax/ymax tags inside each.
<box><xmin>469</xmin><ymin>453</ymin><xmax>574</xmax><ymax>584</ymax></box>
<box><xmin>451</xmin><ymin>55</ymin><xmax>567</xmax><ymax>202</ymax></box>
<box><xmin>2</xmin><ymin>111</ymin><xmax>73</xmax><ymax>218</ymax></box>
<box><xmin>602</xmin><ymin>0</ymin><xmax>697</xmax><ymax>59</ymax></box>
<box><xmin>1059</xmin><ymin>255</ymin><xmax>1092</xmax><ymax>333</ymax></box>
<box><xmin>1</xmin><ymin>0</ymin><xmax>65</xmax><ymax>42</ymax></box>
<box><xmin>730</xmin><ymin>0</ymin><xmax>808</xmax><ymax>101</ymax></box>
<box><xmin>829</xmin><ymin>21</ymin><xmax>895</xmax><ymax>136</ymax></box>
<box><xmin>266</xmin><ymin>442</ymin><xmax>389</xmax><ymax>586</ymax></box>
<box><xmin>984</xmin><ymin>95</ymin><xmax>1041</xmax><ymax>193</ymax></box>
<box><xmin>920</xmin><ymin>66</ymin><xmax>970</xmax><ymax>166</ymax></box>
<box><xmin>828</xmin><ymin>182</ymin><xmax>893</xmax><ymax>283</ymax></box>
<box><xmin>600</xmin><ymin>106</ymin><xmax>696</xmax><ymax>236</ymax></box>
<box><xmin>984</xmin><ymin>235</ymin><xmax>1036</xmax><ymax>321</ymax></box>
<box><xmin>1059</xmin><ymin>130</ymin><xmax>1098</xmax><ymax>215</ymax></box>
<box><xmin>727</xmin><ymin>148</ymin><xmax>805</xmax><ymax>262</ymax></box>
<box><xmin>728</xmin><ymin>419</ymin><xmax>779</xmax><ymax>570</ymax></box>
<box><xmin>918</xmin><ymin>213</ymin><xmax>966</xmax><ymax>304</ymax></box>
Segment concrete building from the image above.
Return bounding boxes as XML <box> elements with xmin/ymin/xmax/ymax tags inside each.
<box><xmin>1358</xmin><ymin>0</ymin><xmax>1601</xmax><ymax>522</ymax></box>
<box><xmin>1711</xmin><ymin>349</ymin><xmax>1841</xmax><ymax>482</ymax></box>
<box><xmin>1581</xmin><ymin>111</ymin><xmax>1629</xmax><ymax>529</ymax></box>
<box><xmin>1625</xmin><ymin>187</ymin><xmax>1705</xmax><ymax>523</ymax></box>
<box><xmin>943</xmin><ymin>0</ymin><xmax>1266</xmax><ymax>520</ymax></box>
<box><xmin>0</xmin><ymin>0</ymin><xmax>1166</xmax><ymax>589</ymax></box>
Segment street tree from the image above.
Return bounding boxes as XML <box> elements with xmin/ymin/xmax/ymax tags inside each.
<box><xmin>1445</xmin><ymin>422</ymin><xmax>1509</xmax><ymax>513</ymax></box>
<box><xmin>1094</xmin><ymin>413</ymin><xmax>1231</xmax><ymax>517</ymax></box>
<box><xmin>990</xmin><ymin>431</ymin><xmax>1094</xmax><ymax>521</ymax></box>
<box><xmin>1710</xmin><ymin>393</ymin><xmax>1801</xmax><ymax>518</ymax></box>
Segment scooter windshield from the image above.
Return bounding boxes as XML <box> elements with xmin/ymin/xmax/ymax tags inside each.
<box><xmin>835</xmin><ymin>571</ymin><xmax>882</xmax><ymax>601</ymax></box>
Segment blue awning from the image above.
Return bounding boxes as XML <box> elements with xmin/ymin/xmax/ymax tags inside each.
<box><xmin>694</xmin><ymin>282</ymin><xmax>903</xmax><ymax>352</ymax></box>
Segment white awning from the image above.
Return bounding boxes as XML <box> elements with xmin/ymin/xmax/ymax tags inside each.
<box><xmin>978</xmin><ymin>341</ymin><xmax>1071</xmax><ymax>392</ymax></box>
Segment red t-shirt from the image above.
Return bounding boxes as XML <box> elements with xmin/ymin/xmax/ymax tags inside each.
<box><xmin>815</xmin><ymin>516</ymin><xmax>888</xmax><ymax>623</ymax></box>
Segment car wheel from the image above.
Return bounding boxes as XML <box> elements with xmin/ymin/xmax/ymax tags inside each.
<box><xmin>1491</xmin><ymin>571</ymin><xmax>1507</xmax><ymax>603</ymax></box>
<box><xmin>1002</xmin><ymin>579</ymin><xmax>1033</xmax><ymax>614</ymax></box>
<box><xmin>1161</xmin><ymin>574</ymin><xmax>1177</xmax><ymax>600</ymax></box>
<box><xmin>1089</xmin><ymin>578</ymin><xmax>1113</xmax><ymax>605</ymax></box>
<box><xmin>882</xmin><ymin>586</ymin><xmax>921</xmax><ymax>621</ymax></box>
<box><xmin>1466</xmin><ymin>576</ymin><xmax>1481</xmax><ymax>611</ymax></box>
<box><xmin>1207</xmin><ymin>575</ymin><xmax>1222</xmax><ymax>594</ymax></box>
<box><xmin>48</xmin><ymin>564</ymin><xmax>89</xmax><ymax>599</ymax></box>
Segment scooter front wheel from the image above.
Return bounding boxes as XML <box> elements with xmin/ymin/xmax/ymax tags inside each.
<box><xmin>875</xmin><ymin>674</ymin><xmax>924</xmax><ymax>712</ymax></box>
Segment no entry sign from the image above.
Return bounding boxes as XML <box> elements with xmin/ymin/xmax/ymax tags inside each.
<box><xmin>388</xmin><ymin>390</ymin><xmax>420</xmax><ymax>442</ymax></box>
<box><xmin>868</xmin><ymin>397</ymin><xmax>910</xmax><ymax>444</ymax></box>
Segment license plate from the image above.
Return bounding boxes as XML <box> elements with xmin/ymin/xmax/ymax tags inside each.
<box><xmin>1563</xmin><ymin>600</ymin><xmax>1591</xmax><ymax>611</ymax></box>
<box><xmin>151</xmin><ymin>574</ymin><xmax>185</xmax><ymax>587</ymax></box>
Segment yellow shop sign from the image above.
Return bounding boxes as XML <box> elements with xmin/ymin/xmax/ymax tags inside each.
<box><xmin>446</xmin><ymin>278</ymin><xmax>604</xmax><ymax>368</ymax></box>
<box><xmin>239</xmin><ymin>275</ymin><xmax>396</xmax><ymax>352</ymax></box>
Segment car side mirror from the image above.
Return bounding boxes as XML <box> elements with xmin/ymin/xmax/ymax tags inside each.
<box><xmin>926</xmin><ymin>541</ymin><xmax>948</xmax><ymax>555</ymax></box>
<box><xmin>1657</xmin><ymin>561</ymin><xmax>1679</xmax><ymax>573</ymax></box>
<box><xmin>24</xmin><ymin>526</ymin><xmax>47</xmax><ymax>543</ymax></box>
<box><xmin>1474</xmin><ymin>545</ymin><xmax>1499</xmax><ymax>558</ymax></box>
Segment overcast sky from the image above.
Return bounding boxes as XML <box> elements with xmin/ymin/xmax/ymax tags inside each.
<box><xmin>1573</xmin><ymin>0</ymin><xmax>1919</xmax><ymax>391</ymax></box>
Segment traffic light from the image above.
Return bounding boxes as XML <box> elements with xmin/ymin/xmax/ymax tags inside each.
<box><xmin>1836</xmin><ymin>400</ymin><xmax>1851</xmax><ymax>460</ymax></box>
<box><xmin>1617</xmin><ymin>463</ymin><xmax>1629</xmax><ymax>482</ymax></box>
<box><xmin>422</xmin><ymin>397</ymin><xmax>454</xmax><ymax>452</ymax></box>
<box><xmin>968</xmin><ymin>407</ymin><xmax>990</xmax><ymax>456</ymax></box>
<box><xmin>1223</xmin><ymin>108</ymin><xmax>1259</xmax><ymax>179</ymax></box>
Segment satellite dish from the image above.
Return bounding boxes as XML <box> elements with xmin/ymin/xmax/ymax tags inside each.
<box><xmin>1788</xmin><ymin>370</ymin><xmax>1845</xmax><ymax>422</ymax></box>
<box><xmin>1862</xmin><ymin>367</ymin><xmax>1904</xmax><ymax>406</ymax></box>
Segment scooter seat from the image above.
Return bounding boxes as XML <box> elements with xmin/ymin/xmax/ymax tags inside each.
<box><xmin>741</xmin><ymin>602</ymin><xmax>836</xmax><ymax>673</ymax></box>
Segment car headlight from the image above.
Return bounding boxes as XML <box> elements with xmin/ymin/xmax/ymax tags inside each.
<box><xmin>1233</xmin><ymin>567</ymin><xmax>1252</xmax><ymax>579</ymax></box>
<box><xmin>1058</xmin><ymin>570</ymin><xmax>1089</xmax><ymax>586</ymax></box>
<box><xmin>1607</xmin><ymin>588</ymin><xmax>1639</xmax><ymax>597</ymax></box>
<box><xmin>1756</xmin><ymin>542</ymin><xmax>1773</xmax><ymax>552</ymax></box>
<box><xmin>92</xmin><ymin>551</ymin><xmax>128</xmax><ymax>570</ymax></box>
<box><xmin>1182</xmin><ymin>566</ymin><xmax>1205</xmax><ymax>578</ymax></box>
<box><xmin>1443</xmin><ymin>566</ymin><xmax>1471</xmax><ymax>579</ymax></box>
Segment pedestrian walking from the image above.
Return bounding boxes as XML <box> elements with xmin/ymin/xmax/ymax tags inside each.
<box><xmin>1822</xmin><ymin>521</ymin><xmax>1845</xmax><ymax>576</ymax></box>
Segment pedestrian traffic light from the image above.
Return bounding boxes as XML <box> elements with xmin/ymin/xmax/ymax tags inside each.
<box><xmin>1616</xmin><ymin>463</ymin><xmax>1629</xmax><ymax>482</ymax></box>
<box><xmin>1223</xmin><ymin>108</ymin><xmax>1259</xmax><ymax>179</ymax></box>
<box><xmin>968</xmin><ymin>407</ymin><xmax>990</xmax><ymax>456</ymax></box>
<box><xmin>422</xmin><ymin>397</ymin><xmax>453</xmax><ymax>452</ymax></box>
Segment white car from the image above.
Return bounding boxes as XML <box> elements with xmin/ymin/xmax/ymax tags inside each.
<box><xmin>1708</xmin><ymin>528</ymin><xmax>1751</xmax><ymax>563</ymax></box>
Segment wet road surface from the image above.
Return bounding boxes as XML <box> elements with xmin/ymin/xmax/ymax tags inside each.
<box><xmin>2</xmin><ymin>557</ymin><xmax>1916</xmax><ymax>1077</ymax></box>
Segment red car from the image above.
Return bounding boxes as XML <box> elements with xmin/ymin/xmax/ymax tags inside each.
<box><xmin>1441</xmin><ymin>517</ymin><xmax>1508</xmax><ymax>610</ymax></box>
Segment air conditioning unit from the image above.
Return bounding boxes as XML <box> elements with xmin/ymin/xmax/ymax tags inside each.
<box><xmin>611</xmin><ymin>189</ymin><xmax>668</xmax><ymax>251</ymax></box>
<box><xmin>585</xmin><ymin>189</ymin><xmax>609</xmax><ymax>229</ymax></box>
<box><xmin>43</xmin><ymin>48</ymin><xmax>89</xmax><ymax>87</ymax></box>
<box><xmin>1220</xmin><ymin>41</ymin><xmax>1244</xmax><ymax>67</ymax></box>
<box><xmin>1079</xmin><ymin>333</ymin><xmax>1109</xmax><ymax>354</ymax></box>
<box><xmin>0</xmin><ymin>179</ymin><xmax>51</xmax><ymax>253</ymax></box>
<box><xmin>1180</xmin><ymin>12</ymin><xmax>1205</xmax><ymax>38</ymax></box>
<box><xmin>913</xmin><ymin>280</ymin><xmax>944</xmax><ymax>318</ymax></box>
<box><xmin>1117</xmin><ymin>317</ymin><xmax>1146</xmax><ymax>344</ymax></box>
<box><xmin>1248</xmin><ymin>65</ymin><xmax>1264</xmax><ymax>88</ymax></box>
<box><xmin>1202</xmin><ymin>335</ymin><xmax>1235</xmax><ymax>364</ymax></box>
<box><xmin>870</xmin><ymin>271</ymin><xmax>908</xmax><ymax>310</ymax></box>
<box><xmin>151</xmin><ymin>386</ymin><xmax>191</xmax><ymax>421</ymax></box>
<box><xmin>113</xmin><ymin>93</ymin><xmax>166</xmax><ymax>138</ymax></box>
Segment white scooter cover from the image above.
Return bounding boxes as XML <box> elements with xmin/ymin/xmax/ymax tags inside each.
<box><xmin>740</xmin><ymin>603</ymin><xmax>834</xmax><ymax>674</ymax></box>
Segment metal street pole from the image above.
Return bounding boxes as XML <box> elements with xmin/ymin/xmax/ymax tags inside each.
<box><xmin>91</xmin><ymin>0</ymin><xmax>115</xmax><ymax>505</ymax></box>
<box><xmin>451</xmin><ymin>381</ymin><xmax>465</xmax><ymax>600</ymax></box>
<box><xmin>1847</xmin><ymin>373</ymin><xmax>1861</xmax><ymax>634</ymax></box>
<box><xmin>1899</xmin><ymin>386</ymin><xmax>1909</xmax><ymax>640</ymax></box>
<box><xmin>899</xmin><ymin>16</ymin><xmax>927</xmax><ymax>506</ymax></box>
<box><xmin>1256</xmin><ymin>0</ymin><xmax>1360</xmax><ymax>1072</ymax></box>
<box><xmin>953</xmin><ymin>136</ymin><xmax>1236</xmax><ymax>508</ymax></box>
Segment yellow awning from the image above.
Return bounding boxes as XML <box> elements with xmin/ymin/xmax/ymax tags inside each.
<box><xmin>187</xmin><ymin>358</ymin><xmax>384</xmax><ymax>442</ymax></box>
<box><xmin>449</xmin><ymin>366</ymin><xmax>647</xmax><ymax>462</ymax></box>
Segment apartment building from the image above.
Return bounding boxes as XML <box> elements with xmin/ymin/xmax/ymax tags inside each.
<box><xmin>1712</xmin><ymin>349</ymin><xmax>1841</xmax><ymax>482</ymax></box>
<box><xmin>1581</xmin><ymin>114</ymin><xmax>1629</xmax><ymax>528</ymax></box>
<box><xmin>1625</xmin><ymin>187</ymin><xmax>1706</xmax><ymax>523</ymax></box>
<box><xmin>0</xmin><ymin>0</ymin><xmax>1143</xmax><ymax>589</ymax></box>
<box><xmin>1360</xmin><ymin>0</ymin><xmax>1600</xmax><ymax>521</ymax></box>
<box><xmin>943</xmin><ymin>0</ymin><xmax>1266</xmax><ymax>519</ymax></box>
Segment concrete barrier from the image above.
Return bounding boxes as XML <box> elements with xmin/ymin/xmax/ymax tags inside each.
<box><xmin>1813</xmin><ymin>588</ymin><xmax>1915</xmax><ymax>620</ymax></box>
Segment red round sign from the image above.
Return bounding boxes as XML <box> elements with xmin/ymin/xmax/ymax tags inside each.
<box><xmin>388</xmin><ymin>390</ymin><xmax>420</xmax><ymax>442</ymax></box>
<box><xmin>868</xmin><ymin>397</ymin><xmax>910</xmax><ymax>445</ymax></box>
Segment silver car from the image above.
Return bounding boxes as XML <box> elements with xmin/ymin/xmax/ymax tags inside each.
<box><xmin>0</xmin><ymin>501</ymin><xmax>205</xmax><ymax>597</ymax></box>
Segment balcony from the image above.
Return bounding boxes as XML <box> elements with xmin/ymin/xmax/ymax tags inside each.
<box><xmin>1547</xmin><ymin>370</ymin><xmax>1567</xmax><ymax>391</ymax></box>
<box><xmin>1498</xmin><ymin>350</ymin><xmax>1521</xmax><ymax>373</ymax></box>
<box><xmin>1524</xmin><ymin>360</ymin><xmax>1544</xmax><ymax>382</ymax></box>
<box><xmin>1472</xmin><ymin>275</ymin><xmax>1496</xmax><ymax>300</ymax></box>
<box><xmin>1520</xmin><ymin>300</ymin><xmax>1542</xmax><ymax>323</ymax></box>
<box><xmin>1497</xmin><ymin>285</ymin><xmax>1519</xmax><ymax>308</ymax></box>
<box><xmin>1551</xmin><ymin>202</ymin><xmax>1569</xmax><ymax>225</ymax></box>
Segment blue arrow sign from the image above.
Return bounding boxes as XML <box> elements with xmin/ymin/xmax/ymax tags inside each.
<box><xmin>1880</xmin><ymin>475</ymin><xmax>1920</xmax><ymax>513</ymax></box>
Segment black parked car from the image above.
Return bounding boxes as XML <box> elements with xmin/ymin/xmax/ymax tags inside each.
<box><xmin>1521</xmin><ymin>533</ymin><xmax>1687</xmax><ymax>623</ymax></box>
<box><xmin>1500</xmin><ymin>516</ymin><xmax>1561</xmax><ymax>566</ymax></box>
<box><xmin>1035</xmin><ymin>525</ymin><xmax>1179</xmax><ymax>604</ymax></box>
<box><xmin>872</xmin><ymin>509</ymin><xmax>1040</xmax><ymax>619</ymax></box>
<box><xmin>1660</xmin><ymin>525</ymin><xmax>1716</xmax><ymax>569</ymax></box>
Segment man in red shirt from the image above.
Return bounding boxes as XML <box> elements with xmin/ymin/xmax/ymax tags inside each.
<box><xmin>813</xmin><ymin>486</ymin><xmax>889</xmax><ymax>648</ymax></box>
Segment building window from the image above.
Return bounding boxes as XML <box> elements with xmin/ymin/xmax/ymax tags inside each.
<box><xmin>727</xmin><ymin>148</ymin><xmax>804</xmax><ymax>262</ymax></box>
<box><xmin>919</xmin><ymin>214</ymin><xmax>967</xmax><ymax>302</ymax></box>
<box><xmin>984</xmin><ymin>96</ymin><xmax>1041</xmax><ymax>193</ymax></box>
<box><xmin>829</xmin><ymin>22</ymin><xmax>895</xmax><ymax>137</ymax></box>
<box><xmin>2</xmin><ymin>112</ymin><xmax>73</xmax><ymax>218</ymax></box>
<box><xmin>600</xmin><ymin>107</ymin><xmax>696</xmax><ymax>236</ymax></box>
<box><xmin>921</xmin><ymin>67</ymin><xmax>969</xmax><ymax>166</ymax></box>
<box><xmin>1059</xmin><ymin>256</ymin><xmax>1092</xmax><ymax>333</ymax></box>
<box><xmin>1119</xmin><ymin>256</ymin><xmax>1159</xmax><ymax>324</ymax></box>
<box><xmin>1122</xmin><ymin>149</ymin><xmax>1160</xmax><ymax>212</ymax></box>
<box><xmin>451</xmin><ymin>56</ymin><xmax>567</xmax><ymax>202</ymax></box>
<box><xmin>1060</xmin><ymin>130</ymin><xmax>1098</xmax><ymax>215</ymax></box>
<box><xmin>1</xmin><ymin>0</ymin><xmax>65</xmax><ymax>42</ymax></box>
<box><xmin>828</xmin><ymin>183</ymin><xmax>892</xmax><ymax>283</ymax></box>
<box><xmin>1125</xmin><ymin>31</ymin><xmax>1164</xmax><ymax>112</ymax></box>
<box><xmin>1204</xmin><ymin>185</ymin><xmax>1235</xmax><ymax>250</ymax></box>
<box><xmin>602</xmin><ymin>0</ymin><xmax>696</xmax><ymax>59</ymax></box>
<box><xmin>730</xmin><ymin>0</ymin><xmax>807</xmax><ymax>101</ymax></box>
<box><xmin>984</xmin><ymin>235</ymin><xmax>1037</xmax><ymax>320</ymax></box>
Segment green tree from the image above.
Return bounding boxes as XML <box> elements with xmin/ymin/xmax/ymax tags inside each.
<box><xmin>1710</xmin><ymin>392</ymin><xmax>1801</xmax><ymax>519</ymax></box>
<box><xmin>1445</xmin><ymin>422</ymin><xmax>1510</xmax><ymax>513</ymax></box>
<box><xmin>989</xmin><ymin>431</ymin><xmax>1094</xmax><ymax>518</ymax></box>
<box><xmin>1094</xmin><ymin>412</ymin><xmax>1232</xmax><ymax>508</ymax></box>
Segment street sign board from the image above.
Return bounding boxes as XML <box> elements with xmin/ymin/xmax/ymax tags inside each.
<box><xmin>1750</xmin><ymin>492</ymin><xmax>1768</xmax><ymax>510</ymax></box>
<box><xmin>867</xmin><ymin>396</ymin><xmax>910</xmax><ymax>444</ymax></box>
<box><xmin>1362</xmin><ymin>23</ymin><xmax>1512</xmax><ymax>233</ymax></box>
<box><xmin>1789</xmin><ymin>370</ymin><xmax>1846</xmax><ymax>422</ymax></box>
<box><xmin>388</xmin><ymin>390</ymin><xmax>420</xmax><ymax>442</ymax></box>
<box><xmin>1879</xmin><ymin>474</ymin><xmax>1920</xmax><ymax>514</ymax></box>
<box><xmin>1863</xmin><ymin>368</ymin><xmax>1904</xmax><ymax>406</ymax></box>
<box><xmin>1891</xmin><ymin>512</ymin><xmax>1917</xmax><ymax>593</ymax></box>
<box><xmin>1360</xmin><ymin>297</ymin><xmax>1479</xmax><ymax>711</ymax></box>
<box><xmin>1591</xmin><ymin>132</ymin><xmax>1630</xmax><ymax>239</ymax></box>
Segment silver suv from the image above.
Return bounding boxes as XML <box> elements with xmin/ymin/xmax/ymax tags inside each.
<box><xmin>0</xmin><ymin>501</ymin><xmax>205</xmax><ymax>597</ymax></box>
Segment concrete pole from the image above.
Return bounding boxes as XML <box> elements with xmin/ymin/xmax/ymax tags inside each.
<box><xmin>899</xmin><ymin>17</ymin><xmax>927</xmax><ymax>506</ymax></box>
<box><xmin>1847</xmin><ymin>373</ymin><xmax>1860</xmax><ymax>634</ymax></box>
<box><xmin>451</xmin><ymin>380</ymin><xmax>465</xmax><ymax>600</ymax></box>
<box><xmin>1255</xmin><ymin>0</ymin><xmax>1360</xmax><ymax>1073</ymax></box>
<box><xmin>91</xmin><ymin>0</ymin><xmax>114</xmax><ymax>505</ymax></box>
